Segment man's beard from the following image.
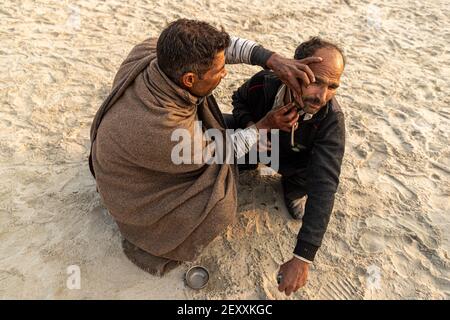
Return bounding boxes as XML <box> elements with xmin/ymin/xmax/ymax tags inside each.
<box><xmin>302</xmin><ymin>96</ymin><xmax>325</xmax><ymax>114</ymax></box>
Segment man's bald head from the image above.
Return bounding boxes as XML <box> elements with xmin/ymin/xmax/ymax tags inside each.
<box><xmin>294</xmin><ymin>37</ymin><xmax>345</xmax><ymax>66</ymax></box>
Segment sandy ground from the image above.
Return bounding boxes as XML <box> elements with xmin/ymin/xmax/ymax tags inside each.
<box><xmin>1</xmin><ymin>0</ymin><xmax>449</xmax><ymax>299</ymax></box>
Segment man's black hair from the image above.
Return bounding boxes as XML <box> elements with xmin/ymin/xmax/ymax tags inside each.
<box><xmin>157</xmin><ymin>19</ymin><xmax>231</xmax><ymax>84</ymax></box>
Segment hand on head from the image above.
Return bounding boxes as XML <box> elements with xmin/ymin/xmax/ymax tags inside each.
<box><xmin>266</xmin><ymin>54</ymin><xmax>323</xmax><ymax>108</ymax></box>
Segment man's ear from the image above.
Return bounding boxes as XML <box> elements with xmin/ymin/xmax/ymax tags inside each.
<box><xmin>180</xmin><ymin>72</ymin><xmax>196</xmax><ymax>88</ymax></box>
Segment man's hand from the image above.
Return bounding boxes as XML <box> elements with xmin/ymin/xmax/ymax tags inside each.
<box><xmin>277</xmin><ymin>257</ymin><xmax>310</xmax><ymax>296</ymax></box>
<box><xmin>266</xmin><ymin>53</ymin><xmax>322</xmax><ymax>107</ymax></box>
<box><xmin>255</xmin><ymin>103</ymin><xmax>299</xmax><ymax>132</ymax></box>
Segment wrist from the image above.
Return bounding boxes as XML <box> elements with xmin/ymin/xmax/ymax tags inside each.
<box><xmin>255</xmin><ymin>118</ymin><xmax>269</xmax><ymax>130</ymax></box>
<box><xmin>265</xmin><ymin>53</ymin><xmax>280</xmax><ymax>70</ymax></box>
<box><xmin>293</xmin><ymin>254</ymin><xmax>312</xmax><ymax>264</ymax></box>
<box><xmin>291</xmin><ymin>256</ymin><xmax>310</xmax><ymax>272</ymax></box>
<box><xmin>245</xmin><ymin>121</ymin><xmax>256</xmax><ymax>128</ymax></box>
<box><xmin>290</xmin><ymin>257</ymin><xmax>311</xmax><ymax>272</ymax></box>
<box><xmin>251</xmin><ymin>45</ymin><xmax>275</xmax><ymax>68</ymax></box>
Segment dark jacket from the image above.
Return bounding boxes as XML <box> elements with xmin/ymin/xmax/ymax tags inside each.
<box><xmin>231</xmin><ymin>70</ymin><xmax>346</xmax><ymax>261</ymax></box>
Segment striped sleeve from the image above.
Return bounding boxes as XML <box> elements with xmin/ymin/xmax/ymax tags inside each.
<box><xmin>229</xmin><ymin>125</ymin><xmax>259</xmax><ymax>159</ymax></box>
<box><xmin>225</xmin><ymin>36</ymin><xmax>258</xmax><ymax>65</ymax></box>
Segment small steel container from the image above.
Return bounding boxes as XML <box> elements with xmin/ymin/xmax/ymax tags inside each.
<box><xmin>185</xmin><ymin>266</ymin><xmax>209</xmax><ymax>289</ymax></box>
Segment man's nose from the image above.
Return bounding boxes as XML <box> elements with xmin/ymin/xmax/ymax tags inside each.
<box><xmin>315</xmin><ymin>87</ymin><xmax>327</xmax><ymax>104</ymax></box>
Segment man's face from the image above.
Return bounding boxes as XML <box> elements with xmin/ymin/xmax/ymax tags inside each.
<box><xmin>189</xmin><ymin>50</ymin><xmax>227</xmax><ymax>97</ymax></box>
<box><xmin>300</xmin><ymin>47</ymin><xmax>344</xmax><ymax>114</ymax></box>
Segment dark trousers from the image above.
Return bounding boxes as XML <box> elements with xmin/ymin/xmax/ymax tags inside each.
<box><xmin>281</xmin><ymin>167</ymin><xmax>308</xmax><ymax>202</ymax></box>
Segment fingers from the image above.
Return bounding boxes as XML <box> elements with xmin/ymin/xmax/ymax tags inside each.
<box><xmin>284</xmin><ymin>77</ymin><xmax>303</xmax><ymax>99</ymax></box>
<box><xmin>297</xmin><ymin>56</ymin><xmax>323</xmax><ymax>65</ymax></box>
<box><xmin>293</xmin><ymin>90</ymin><xmax>304</xmax><ymax>109</ymax></box>
<box><xmin>279</xmin><ymin>115</ymin><xmax>299</xmax><ymax>131</ymax></box>
<box><xmin>290</xmin><ymin>67</ymin><xmax>311</xmax><ymax>87</ymax></box>
<box><xmin>276</xmin><ymin>268</ymin><xmax>305</xmax><ymax>296</ymax></box>
<box><xmin>283</xmin><ymin>279</ymin><xmax>306</xmax><ymax>296</ymax></box>
<box><xmin>279</xmin><ymin>102</ymin><xmax>295</xmax><ymax>113</ymax></box>
<box><xmin>297</xmin><ymin>63</ymin><xmax>316</xmax><ymax>83</ymax></box>
<box><xmin>290</xmin><ymin>57</ymin><xmax>322</xmax><ymax>90</ymax></box>
<box><xmin>282</xmin><ymin>110</ymin><xmax>299</xmax><ymax>129</ymax></box>
<box><xmin>281</xmin><ymin>108</ymin><xmax>299</xmax><ymax>122</ymax></box>
<box><xmin>270</xmin><ymin>103</ymin><xmax>299</xmax><ymax>132</ymax></box>
<box><xmin>289</xmin><ymin>114</ymin><xmax>300</xmax><ymax>127</ymax></box>
<box><xmin>293</xmin><ymin>279</ymin><xmax>307</xmax><ymax>293</ymax></box>
<box><xmin>278</xmin><ymin>280</ymin><xmax>295</xmax><ymax>296</ymax></box>
<box><xmin>282</xmin><ymin>114</ymin><xmax>299</xmax><ymax>133</ymax></box>
<box><xmin>277</xmin><ymin>266</ymin><xmax>287</xmax><ymax>292</ymax></box>
<box><xmin>284</xmin><ymin>63</ymin><xmax>316</xmax><ymax>98</ymax></box>
<box><xmin>274</xmin><ymin>102</ymin><xmax>295</xmax><ymax>116</ymax></box>
<box><xmin>285</xmin><ymin>286</ymin><xmax>295</xmax><ymax>296</ymax></box>
<box><xmin>277</xmin><ymin>281</ymin><xmax>284</xmax><ymax>292</ymax></box>
<box><xmin>277</xmin><ymin>277</ymin><xmax>289</xmax><ymax>293</ymax></box>
<box><xmin>280</xmin><ymin>122</ymin><xmax>298</xmax><ymax>133</ymax></box>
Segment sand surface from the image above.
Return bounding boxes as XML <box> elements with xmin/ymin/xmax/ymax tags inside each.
<box><xmin>1</xmin><ymin>0</ymin><xmax>449</xmax><ymax>299</ymax></box>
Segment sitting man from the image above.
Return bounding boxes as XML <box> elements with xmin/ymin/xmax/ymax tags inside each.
<box><xmin>89</xmin><ymin>19</ymin><xmax>320</xmax><ymax>277</ymax></box>
<box><xmin>232</xmin><ymin>37</ymin><xmax>346</xmax><ymax>295</ymax></box>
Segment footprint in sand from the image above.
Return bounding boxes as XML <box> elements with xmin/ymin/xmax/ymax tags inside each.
<box><xmin>378</xmin><ymin>174</ymin><xmax>418</xmax><ymax>202</ymax></box>
<box><xmin>428</xmin><ymin>160</ymin><xmax>450</xmax><ymax>178</ymax></box>
<box><xmin>316</xmin><ymin>273</ymin><xmax>364</xmax><ymax>300</ymax></box>
<box><xmin>410</xmin><ymin>129</ymin><xmax>426</xmax><ymax>147</ymax></box>
<box><xmin>354</xmin><ymin>145</ymin><xmax>369</xmax><ymax>160</ymax></box>
<box><xmin>430</xmin><ymin>173</ymin><xmax>441</xmax><ymax>181</ymax></box>
<box><xmin>377</xmin><ymin>118</ymin><xmax>415</xmax><ymax>153</ymax></box>
<box><xmin>358</xmin><ymin>230</ymin><xmax>386</xmax><ymax>254</ymax></box>
<box><xmin>391</xmin><ymin>110</ymin><xmax>408</xmax><ymax>123</ymax></box>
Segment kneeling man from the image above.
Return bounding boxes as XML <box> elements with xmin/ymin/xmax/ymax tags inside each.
<box><xmin>232</xmin><ymin>37</ymin><xmax>346</xmax><ymax>295</ymax></box>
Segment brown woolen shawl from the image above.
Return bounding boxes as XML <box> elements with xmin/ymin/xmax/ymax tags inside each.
<box><xmin>90</xmin><ymin>38</ymin><xmax>237</xmax><ymax>262</ymax></box>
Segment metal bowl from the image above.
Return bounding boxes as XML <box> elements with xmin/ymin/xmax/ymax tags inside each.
<box><xmin>185</xmin><ymin>266</ymin><xmax>209</xmax><ymax>290</ymax></box>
